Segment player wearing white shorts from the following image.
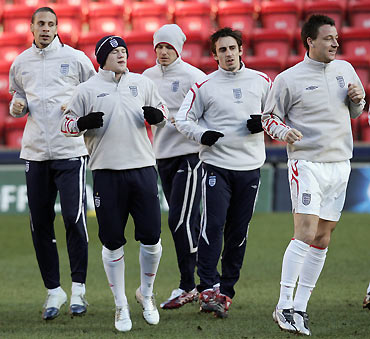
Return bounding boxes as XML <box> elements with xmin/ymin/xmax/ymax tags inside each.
<box><xmin>262</xmin><ymin>15</ymin><xmax>365</xmax><ymax>336</ymax></box>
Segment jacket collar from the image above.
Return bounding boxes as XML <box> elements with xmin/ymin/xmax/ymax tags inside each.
<box><xmin>97</xmin><ymin>67</ymin><xmax>129</xmax><ymax>82</ymax></box>
<box><xmin>32</xmin><ymin>36</ymin><xmax>61</xmax><ymax>54</ymax></box>
<box><xmin>304</xmin><ymin>53</ymin><xmax>332</xmax><ymax>70</ymax></box>
<box><xmin>157</xmin><ymin>57</ymin><xmax>182</xmax><ymax>73</ymax></box>
<box><xmin>218</xmin><ymin>61</ymin><xmax>245</xmax><ymax>77</ymax></box>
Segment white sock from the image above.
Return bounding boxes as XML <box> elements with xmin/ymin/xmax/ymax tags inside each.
<box><xmin>102</xmin><ymin>245</ymin><xmax>127</xmax><ymax>307</ymax></box>
<box><xmin>277</xmin><ymin>239</ymin><xmax>310</xmax><ymax>309</ymax></box>
<box><xmin>48</xmin><ymin>286</ymin><xmax>64</xmax><ymax>295</ymax></box>
<box><xmin>139</xmin><ymin>239</ymin><xmax>162</xmax><ymax>297</ymax></box>
<box><xmin>71</xmin><ymin>282</ymin><xmax>85</xmax><ymax>296</ymax></box>
<box><xmin>367</xmin><ymin>282</ymin><xmax>370</xmax><ymax>294</ymax></box>
<box><xmin>294</xmin><ymin>246</ymin><xmax>328</xmax><ymax>312</ymax></box>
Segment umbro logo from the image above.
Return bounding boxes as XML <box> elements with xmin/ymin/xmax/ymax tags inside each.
<box><xmin>177</xmin><ymin>169</ymin><xmax>184</xmax><ymax>173</ymax></box>
<box><xmin>97</xmin><ymin>93</ymin><xmax>110</xmax><ymax>98</ymax></box>
<box><xmin>305</xmin><ymin>86</ymin><xmax>318</xmax><ymax>90</ymax></box>
<box><xmin>251</xmin><ymin>185</ymin><xmax>257</xmax><ymax>189</ymax></box>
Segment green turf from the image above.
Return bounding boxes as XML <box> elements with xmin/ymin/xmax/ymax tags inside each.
<box><xmin>0</xmin><ymin>212</ymin><xmax>369</xmax><ymax>338</ymax></box>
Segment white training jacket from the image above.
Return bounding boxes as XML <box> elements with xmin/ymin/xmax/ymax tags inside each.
<box><xmin>262</xmin><ymin>54</ymin><xmax>366</xmax><ymax>162</ymax></box>
<box><xmin>143</xmin><ymin>57</ymin><xmax>205</xmax><ymax>159</ymax></box>
<box><xmin>61</xmin><ymin>68</ymin><xmax>169</xmax><ymax>171</ymax></box>
<box><xmin>9</xmin><ymin>37</ymin><xmax>96</xmax><ymax>161</ymax></box>
<box><xmin>176</xmin><ymin>63</ymin><xmax>271</xmax><ymax>171</ymax></box>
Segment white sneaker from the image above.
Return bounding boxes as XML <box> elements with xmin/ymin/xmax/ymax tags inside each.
<box><xmin>42</xmin><ymin>288</ymin><xmax>67</xmax><ymax>320</ymax></box>
<box><xmin>294</xmin><ymin>310</ymin><xmax>311</xmax><ymax>336</ymax></box>
<box><xmin>115</xmin><ymin>305</ymin><xmax>132</xmax><ymax>332</ymax></box>
<box><xmin>70</xmin><ymin>283</ymin><xmax>88</xmax><ymax>316</ymax></box>
<box><xmin>272</xmin><ymin>307</ymin><xmax>297</xmax><ymax>333</ymax></box>
<box><xmin>135</xmin><ymin>287</ymin><xmax>159</xmax><ymax>325</ymax></box>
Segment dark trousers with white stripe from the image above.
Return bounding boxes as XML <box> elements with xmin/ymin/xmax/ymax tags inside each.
<box><xmin>25</xmin><ymin>157</ymin><xmax>88</xmax><ymax>289</ymax></box>
<box><xmin>197</xmin><ymin>163</ymin><xmax>260</xmax><ymax>299</ymax></box>
<box><xmin>157</xmin><ymin>153</ymin><xmax>201</xmax><ymax>292</ymax></box>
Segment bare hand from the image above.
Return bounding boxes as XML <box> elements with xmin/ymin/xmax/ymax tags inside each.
<box><xmin>61</xmin><ymin>103</ymin><xmax>67</xmax><ymax>112</ymax></box>
<box><xmin>348</xmin><ymin>83</ymin><xmax>364</xmax><ymax>104</ymax></box>
<box><xmin>170</xmin><ymin>117</ymin><xmax>176</xmax><ymax>127</ymax></box>
<box><xmin>12</xmin><ymin>98</ymin><xmax>26</xmax><ymax>116</ymax></box>
<box><xmin>283</xmin><ymin>128</ymin><xmax>303</xmax><ymax>144</ymax></box>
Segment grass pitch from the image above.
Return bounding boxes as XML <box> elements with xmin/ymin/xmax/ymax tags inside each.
<box><xmin>0</xmin><ymin>212</ymin><xmax>369</xmax><ymax>338</ymax></box>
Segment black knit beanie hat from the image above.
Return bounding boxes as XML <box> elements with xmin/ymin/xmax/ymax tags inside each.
<box><xmin>95</xmin><ymin>35</ymin><xmax>129</xmax><ymax>67</ymax></box>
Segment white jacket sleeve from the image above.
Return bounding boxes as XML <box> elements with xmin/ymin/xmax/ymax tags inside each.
<box><xmin>262</xmin><ymin>75</ymin><xmax>291</xmax><ymax>141</ymax></box>
<box><xmin>348</xmin><ymin>66</ymin><xmax>366</xmax><ymax>119</ymax></box>
<box><xmin>9</xmin><ymin>63</ymin><xmax>28</xmax><ymax>118</ymax></box>
<box><xmin>61</xmin><ymin>87</ymin><xmax>89</xmax><ymax>137</ymax></box>
<box><xmin>144</xmin><ymin>77</ymin><xmax>169</xmax><ymax>128</ymax></box>
<box><xmin>175</xmin><ymin>85</ymin><xmax>208</xmax><ymax>144</ymax></box>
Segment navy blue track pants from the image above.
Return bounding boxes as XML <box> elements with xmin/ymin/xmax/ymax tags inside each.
<box><xmin>197</xmin><ymin>163</ymin><xmax>260</xmax><ymax>298</ymax></box>
<box><xmin>25</xmin><ymin>157</ymin><xmax>88</xmax><ymax>289</ymax></box>
<box><xmin>157</xmin><ymin>153</ymin><xmax>202</xmax><ymax>292</ymax></box>
<box><xmin>93</xmin><ymin>166</ymin><xmax>161</xmax><ymax>250</ymax></box>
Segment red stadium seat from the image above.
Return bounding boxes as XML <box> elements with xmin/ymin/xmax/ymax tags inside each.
<box><xmin>244</xmin><ymin>56</ymin><xmax>285</xmax><ymax>81</ymax></box>
<box><xmin>48</xmin><ymin>5</ymin><xmax>83</xmax><ymax>47</ymax></box>
<box><xmin>87</xmin><ymin>3</ymin><xmax>125</xmax><ymax>35</ymax></box>
<box><xmin>0</xmin><ymin>32</ymin><xmax>30</xmax><ymax>64</ymax></box>
<box><xmin>77</xmin><ymin>32</ymin><xmax>104</xmax><ymax>70</ymax></box>
<box><xmin>348</xmin><ymin>1</ymin><xmax>370</xmax><ymax>29</ymax></box>
<box><xmin>295</xmin><ymin>28</ymin><xmax>306</xmax><ymax>57</ymax></box>
<box><xmin>199</xmin><ymin>56</ymin><xmax>218</xmax><ymax>74</ymax></box>
<box><xmin>174</xmin><ymin>2</ymin><xmax>212</xmax><ymax>40</ymax></box>
<box><xmin>341</xmin><ymin>27</ymin><xmax>370</xmax><ymax>58</ymax></box>
<box><xmin>358</xmin><ymin>111</ymin><xmax>370</xmax><ymax>142</ymax></box>
<box><xmin>260</xmin><ymin>1</ymin><xmax>300</xmax><ymax>31</ymax></box>
<box><xmin>337</xmin><ymin>55</ymin><xmax>370</xmax><ymax>88</ymax></box>
<box><xmin>124</xmin><ymin>32</ymin><xmax>156</xmax><ymax>73</ymax></box>
<box><xmin>4</xmin><ymin>116</ymin><xmax>27</xmax><ymax>149</ymax></box>
<box><xmin>303</xmin><ymin>1</ymin><xmax>346</xmax><ymax>29</ymax></box>
<box><xmin>12</xmin><ymin>0</ymin><xmax>41</xmax><ymax>6</ymax></box>
<box><xmin>181</xmin><ymin>32</ymin><xmax>206</xmax><ymax>68</ymax></box>
<box><xmin>2</xmin><ymin>5</ymin><xmax>36</xmax><ymax>35</ymax></box>
<box><xmin>0</xmin><ymin>63</ymin><xmax>12</xmax><ymax>102</ymax></box>
<box><xmin>217</xmin><ymin>1</ymin><xmax>256</xmax><ymax>33</ymax></box>
<box><xmin>251</xmin><ymin>29</ymin><xmax>293</xmax><ymax>61</ymax></box>
<box><xmin>131</xmin><ymin>3</ymin><xmax>169</xmax><ymax>33</ymax></box>
<box><xmin>286</xmin><ymin>54</ymin><xmax>304</xmax><ymax>69</ymax></box>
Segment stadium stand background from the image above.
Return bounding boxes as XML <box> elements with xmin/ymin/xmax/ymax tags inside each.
<box><xmin>0</xmin><ymin>0</ymin><xmax>369</xmax><ymax>149</ymax></box>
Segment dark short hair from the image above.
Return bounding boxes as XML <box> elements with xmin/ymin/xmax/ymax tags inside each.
<box><xmin>210</xmin><ymin>27</ymin><xmax>243</xmax><ymax>55</ymax></box>
<box><xmin>301</xmin><ymin>14</ymin><xmax>335</xmax><ymax>51</ymax></box>
<box><xmin>31</xmin><ymin>7</ymin><xmax>58</xmax><ymax>25</ymax></box>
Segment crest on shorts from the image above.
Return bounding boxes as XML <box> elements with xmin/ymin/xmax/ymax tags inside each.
<box><xmin>129</xmin><ymin>86</ymin><xmax>138</xmax><ymax>97</ymax></box>
<box><xmin>209</xmin><ymin>175</ymin><xmax>216</xmax><ymax>187</ymax></box>
<box><xmin>233</xmin><ymin>88</ymin><xmax>242</xmax><ymax>99</ymax></box>
<box><xmin>25</xmin><ymin>161</ymin><xmax>29</xmax><ymax>173</ymax></box>
<box><xmin>110</xmin><ymin>38</ymin><xmax>119</xmax><ymax>48</ymax></box>
<box><xmin>336</xmin><ymin>76</ymin><xmax>345</xmax><ymax>88</ymax></box>
<box><xmin>302</xmin><ymin>193</ymin><xmax>311</xmax><ymax>206</ymax></box>
<box><xmin>60</xmin><ymin>64</ymin><xmax>69</xmax><ymax>76</ymax></box>
<box><xmin>171</xmin><ymin>81</ymin><xmax>179</xmax><ymax>92</ymax></box>
<box><xmin>94</xmin><ymin>196</ymin><xmax>100</xmax><ymax>208</ymax></box>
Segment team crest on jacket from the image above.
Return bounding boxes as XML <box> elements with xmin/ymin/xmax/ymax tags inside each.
<box><xmin>171</xmin><ymin>81</ymin><xmax>179</xmax><ymax>92</ymax></box>
<box><xmin>60</xmin><ymin>64</ymin><xmax>69</xmax><ymax>76</ymax></box>
<box><xmin>94</xmin><ymin>196</ymin><xmax>101</xmax><ymax>208</ymax></box>
<box><xmin>336</xmin><ymin>76</ymin><xmax>345</xmax><ymax>88</ymax></box>
<box><xmin>209</xmin><ymin>175</ymin><xmax>216</xmax><ymax>187</ymax></box>
<box><xmin>302</xmin><ymin>193</ymin><xmax>311</xmax><ymax>206</ymax></box>
<box><xmin>129</xmin><ymin>86</ymin><xmax>138</xmax><ymax>97</ymax></box>
<box><xmin>233</xmin><ymin>88</ymin><xmax>242</xmax><ymax>99</ymax></box>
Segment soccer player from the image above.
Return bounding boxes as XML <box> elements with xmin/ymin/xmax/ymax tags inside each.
<box><xmin>262</xmin><ymin>14</ymin><xmax>365</xmax><ymax>335</ymax></box>
<box><xmin>143</xmin><ymin>24</ymin><xmax>206</xmax><ymax>309</ymax></box>
<box><xmin>61</xmin><ymin>35</ymin><xmax>168</xmax><ymax>332</ymax></box>
<box><xmin>176</xmin><ymin>27</ymin><xmax>271</xmax><ymax>318</ymax></box>
<box><xmin>9</xmin><ymin>7</ymin><xmax>96</xmax><ymax>320</ymax></box>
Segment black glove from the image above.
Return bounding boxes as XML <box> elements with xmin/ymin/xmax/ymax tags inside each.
<box><xmin>142</xmin><ymin>106</ymin><xmax>164</xmax><ymax>125</ymax></box>
<box><xmin>77</xmin><ymin>112</ymin><xmax>104</xmax><ymax>131</ymax></box>
<box><xmin>246</xmin><ymin>114</ymin><xmax>263</xmax><ymax>134</ymax></box>
<box><xmin>201</xmin><ymin>130</ymin><xmax>224</xmax><ymax>146</ymax></box>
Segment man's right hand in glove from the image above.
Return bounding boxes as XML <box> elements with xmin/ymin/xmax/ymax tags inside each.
<box><xmin>77</xmin><ymin>112</ymin><xmax>104</xmax><ymax>131</ymax></box>
<box><xmin>200</xmin><ymin>130</ymin><xmax>224</xmax><ymax>146</ymax></box>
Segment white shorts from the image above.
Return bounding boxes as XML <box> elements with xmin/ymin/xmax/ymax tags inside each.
<box><xmin>287</xmin><ymin>159</ymin><xmax>351</xmax><ymax>221</ymax></box>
